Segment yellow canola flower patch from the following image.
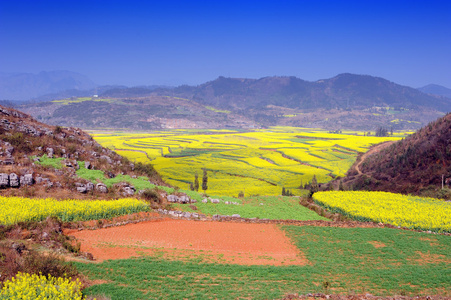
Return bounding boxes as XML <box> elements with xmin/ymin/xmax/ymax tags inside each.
<box><xmin>0</xmin><ymin>196</ymin><xmax>148</xmax><ymax>225</ymax></box>
<box><xmin>313</xmin><ymin>191</ymin><xmax>451</xmax><ymax>233</ymax></box>
<box><xmin>0</xmin><ymin>272</ymin><xmax>87</xmax><ymax>300</ymax></box>
<box><xmin>93</xmin><ymin>128</ymin><xmax>403</xmax><ymax>197</ymax></box>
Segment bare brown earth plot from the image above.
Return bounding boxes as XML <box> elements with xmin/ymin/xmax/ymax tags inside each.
<box><xmin>66</xmin><ymin>218</ymin><xmax>307</xmax><ymax>266</ymax></box>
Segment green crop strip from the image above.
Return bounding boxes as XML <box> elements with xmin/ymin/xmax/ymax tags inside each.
<box><xmin>76</xmin><ymin>226</ymin><xmax>450</xmax><ymax>299</ymax></box>
<box><xmin>173</xmin><ymin>195</ymin><xmax>323</xmax><ymax>220</ymax></box>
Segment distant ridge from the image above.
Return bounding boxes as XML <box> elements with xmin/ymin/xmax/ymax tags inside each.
<box><xmin>150</xmin><ymin>73</ymin><xmax>451</xmax><ymax>112</ymax></box>
<box><xmin>418</xmin><ymin>84</ymin><xmax>451</xmax><ymax>98</ymax></box>
<box><xmin>18</xmin><ymin>73</ymin><xmax>451</xmax><ymax>131</ymax></box>
<box><xmin>0</xmin><ymin>71</ymin><xmax>96</xmax><ymax>101</ymax></box>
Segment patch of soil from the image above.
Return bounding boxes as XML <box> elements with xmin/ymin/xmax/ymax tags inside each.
<box><xmin>284</xmin><ymin>294</ymin><xmax>450</xmax><ymax>300</ymax></box>
<box><xmin>65</xmin><ymin>219</ymin><xmax>307</xmax><ymax>266</ymax></box>
<box><xmin>368</xmin><ymin>241</ymin><xmax>386</xmax><ymax>248</ymax></box>
<box><xmin>413</xmin><ymin>251</ymin><xmax>451</xmax><ymax>265</ymax></box>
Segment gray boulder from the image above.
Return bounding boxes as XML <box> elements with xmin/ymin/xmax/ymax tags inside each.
<box><xmin>84</xmin><ymin>161</ymin><xmax>92</xmax><ymax>169</ymax></box>
<box><xmin>100</xmin><ymin>155</ymin><xmax>112</xmax><ymax>164</ymax></box>
<box><xmin>0</xmin><ymin>173</ymin><xmax>9</xmax><ymax>188</ymax></box>
<box><xmin>46</xmin><ymin>148</ymin><xmax>54</xmax><ymax>158</ymax></box>
<box><xmin>20</xmin><ymin>174</ymin><xmax>34</xmax><ymax>185</ymax></box>
<box><xmin>9</xmin><ymin>173</ymin><xmax>19</xmax><ymax>187</ymax></box>
<box><xmin>5</xmin><ymin>146</ymin><xmax>14</xmax><ymax>157</ymax></box>
<box><xmin>77</xmin><ymin>185</ymin><xmax>87</xmax><ymax>193</ymax></box>
<box><xmin>167</xmin><ymin>195</ymin><xmax>178</xmax><ymax>203</ymax></box>
<box><xmin>123</xmin><ymin>186</ymin><xmax>135</xmax><ymax>196</ymax></box>
<box><xmin>3</xmin><ymin>158</ymin><xmax>14</xmax><ymax>165</ymax></box>
<box><xmin>86</xmin><ymin>182</ymin><xmax>94</xmax><ymax>191</ymax></box>
<box><xmin>96</xmin><ymin>183</ymin><xmax>108</xmax><ymax>193</ymax></box>
<box><xmin>210</xmin><ymin>198</ymin><xmax>220</xmax><ymax>204</ymax></box>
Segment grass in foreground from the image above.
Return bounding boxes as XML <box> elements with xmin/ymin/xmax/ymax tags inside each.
<box><xmin>313</xmin><ymin>191</ymin><xmax>451</xmax><ymax>233</ymax></box>
<box><xmin>173</xmin><ymin>195</ymin><xmax>329</xmax><ymax>221</ymax></box>
<box><xmin>76</xmin><ymin>226</ymin><xmax>450</xmax><ymax>299</ymax></box>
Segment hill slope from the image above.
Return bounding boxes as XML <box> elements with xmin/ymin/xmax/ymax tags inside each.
<box><xmin>343</xmin><ymin>112</ymin><xmax>451</xmax><ymax>196</ymax></box>
<box><xmin>0</xmin><ymin>105</ymin><xmax>164</xmax><ymax>199</ymax></box>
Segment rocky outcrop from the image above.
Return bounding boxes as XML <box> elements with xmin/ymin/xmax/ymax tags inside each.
<box><xmin>95</xmin><ymin>183</ymin><xmax>108</xmax><ymax>193</ymax></box>
<box><xmin>167</xmin><ymin>194</ymin><xmax>195</xmax><ymax>204</ymax></box>
<box><xmin>9</xmin><ymin>173</ymin><xmax>19</xmax><ymax>188</ymax></box>
<box><xmin>20</xmin><ymin>174</ymin><xmax>34</xmax><ymax>185</ymax></box>
<box><xmin>0</xmin><ymin>172</ymin><xmax>35</xmax><ymax>188</ymax></box>
<box><xmin>0</xmin><ymin>173</ymin><xmax>9</xmax><ymax>188</ymax></box>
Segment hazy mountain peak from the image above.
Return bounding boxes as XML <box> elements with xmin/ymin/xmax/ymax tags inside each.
<box><xmin>418</xmin><ymin>84</ymin><xmax>451</xmax><ymax>98</ymax></box>
<box><xmin>0</xmin><ymin>70</ymin><xmax>96</xmax><ymax>101</ymax></box>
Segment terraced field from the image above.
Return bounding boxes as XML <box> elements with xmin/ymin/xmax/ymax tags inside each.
<box><xmin>93</xmin><ymin>127</ymin><xmax>403</xmax><ymax>196</ymax></box>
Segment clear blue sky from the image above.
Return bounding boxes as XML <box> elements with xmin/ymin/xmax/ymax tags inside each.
<box><xmin>1</xmin><ymin>0</ymin><xmax>450</xmax><ymax>88</ymax></box>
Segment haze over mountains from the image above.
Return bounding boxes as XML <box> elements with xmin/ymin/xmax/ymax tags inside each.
<box><xmin>418</xmin><ymin>84</ymin><xmax>451</xmax><ymax>99</ymax></box>
<box><xmin>2</xmin><ymin>71</ymin><xmax>450</xmax><ymax>131</ymax></box>
<box><xmin>0</xmin><ymin>71</ymin><xmax>96</xmax><ymax>101</ymax></box>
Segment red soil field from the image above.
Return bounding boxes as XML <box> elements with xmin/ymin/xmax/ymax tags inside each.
<box><xmin>66</xmin><ymin>218</ymin><xmax>307</xmax><ymax>266</ymax></box>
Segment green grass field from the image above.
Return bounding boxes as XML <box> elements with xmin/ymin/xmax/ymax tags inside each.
<box><xmin>173</xmin><ymin>195</ymin><xmax>329</xmax><ymax>221</ymax></box>
<box><xmin>76</xmin><ymin>226</ymin><xmax>451</xmax><ymax>299</ymax></box>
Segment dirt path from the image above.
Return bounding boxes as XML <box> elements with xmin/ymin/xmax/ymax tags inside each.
<box><xmin>354</xmin><ymin>141</ymin><xmax>396</xmax><ymax>175</ymax></box>
<box><xmin>66</xmin><ymin>218</ymin><xmax>307</xmax><ymax>266</ymax></box>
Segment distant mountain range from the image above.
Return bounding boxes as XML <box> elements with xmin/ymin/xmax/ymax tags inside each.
<box><xmin>0</xmin><ymin>71</ymin><xmax>96</xmax><ymax>101</ymax></box>
<box><xmin>154</xmin><ymin>74</ymin><xmax>451</xmax><ymax>112</ymax></box>
<box><xmin>15</xmin><ymin>73</ymin><xmax>451</xmax><ymax>131</ymax></box>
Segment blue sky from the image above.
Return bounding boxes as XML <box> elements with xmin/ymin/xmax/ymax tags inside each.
<box><xmin>1</xmin><ymin>0</ymin><xmax>450</xmax><ymax>87</ymax></box>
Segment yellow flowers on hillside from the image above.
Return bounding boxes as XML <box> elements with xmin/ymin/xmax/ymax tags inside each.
<box><xmin>0</xmin><ymin>196</ymin><xmax>148</xmax><ymax>225</ymax></box>
<box><xmin>313</xmin><ymin>191</ymin><xmax>451</xmax><ymax>232</ymax></box>
<box><xmin>0</xmin><ymin>272</ymin><xmax>87</xmax><ymax>300</ymax></box>
<box><xmin>92</xmin><ymin>127</ymin><xmax>403</xmax><ymax>196</ymax></box>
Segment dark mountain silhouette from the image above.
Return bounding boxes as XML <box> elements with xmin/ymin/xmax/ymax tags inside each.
<box><xmin>0</xmin><ymin>71</ymin><xmax>96</xmax><ymax>101</ymax></box>
<box><xmin>418</xmin><ymin>84</ymin><xmax>451</xmax><ymax>98</ymax></box>
<box><xmin>342</xmin><ymin>112</ymin><xmax>451</xmax><ymax>198</ymax></box>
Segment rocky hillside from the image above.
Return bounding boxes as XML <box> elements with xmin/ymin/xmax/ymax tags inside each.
<box><xmin>0</xmin><ymin>105</ymin><xmax>165</xmax><ymax>199</ymax></box>
<box><xmin>342</xmin><ymin>112</ymin><xmax>451</xmax><ymax>197</ymax></box>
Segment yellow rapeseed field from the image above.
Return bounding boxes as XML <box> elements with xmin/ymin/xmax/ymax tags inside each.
<box><xmin>0</xmin><ymin>196</ymin><xmax>148</xmax><ymax>225</ymax></box>
<box><xmin>92</xmin><ymin>127</ymin><xmax>403</xmax><ymax>197</ymax></box>
<box><xmin>313</xmin><ymin>191</ymin><xmax>451</xmax><ymax>232</ymax></box>
<box><xmin>0</xmin><ymin>272</ymin><xmax>86</xmax><ymax>300</ymax></box>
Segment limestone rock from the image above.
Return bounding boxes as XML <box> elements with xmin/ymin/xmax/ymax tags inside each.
<box><xmin>47</xmin><ymin>148</ymin><xmax>54</xmax><ymax>158</ymax></box>
<box><xmin>20</xmin><ymin>174</ymin><xmax>34</xmax><ymax>185</ymax></box>
<box><xmin>96</xmin><ymin>183</ymin><xmax>108</xmax><ymax>193</ymax></box>
<box><xmin>9</xmin><ymin>173</ymin><xmax>19</xmax><ymax>187</ymax></box>
<box><xmin>86</xmin><ymin>182</ymin><xmax>94</xmax><ymax>191</ymax></box>
<box><xmin>100</xmin><ymin>155</ymin><xmax>112</xmax><ymax>164</ymax></box>
<box><xmin>0</xmin><ymin>173</ymin><xmax>9</xmax><ymax>188</ymax></box>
